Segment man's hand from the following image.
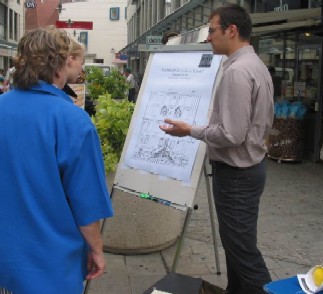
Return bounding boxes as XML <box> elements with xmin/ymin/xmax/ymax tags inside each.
<box><xmin>86</xmin><ymin>250</ymin><xmax>106</xmax><ymax>280</ymax></box>
<box><xmin>159</xmin><ymin>118</ymin><xmax>191</xmax><ymax>137</ymax></box>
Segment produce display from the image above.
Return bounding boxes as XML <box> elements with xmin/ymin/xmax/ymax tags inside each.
<box><xmin>268</xmin><ymin>100</ymin><xmax>307</xmax><ymax>161</ymax></box>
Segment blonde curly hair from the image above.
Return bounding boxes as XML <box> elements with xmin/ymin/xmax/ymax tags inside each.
<box><xmin>13</xmin><ymin>26</ymin><xmax>70</xmax><ymax>89</ymax></box>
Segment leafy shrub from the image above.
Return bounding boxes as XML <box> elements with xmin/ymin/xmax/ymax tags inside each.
<box><xmin>85</xmin><ymin>67</ymin><xmax>129</xmax><ymax>100</ymax></box>
<box><xmin>92</xmin><ymin>94</ymin><xmax>134</xmax><ymax>172</ymax></box>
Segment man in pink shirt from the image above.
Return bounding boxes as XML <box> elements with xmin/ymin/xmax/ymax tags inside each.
<box><xmin>160</xmin><ymin>4</ymin><xmax>274</xmax><ymax>294</ymax></box>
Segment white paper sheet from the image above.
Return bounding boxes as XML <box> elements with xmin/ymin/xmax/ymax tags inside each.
<box><xmin>124</xmin><ymin>52</ymin><xmax>222</xmax><ymax>182</ymax></box>
<box><xmin>297</xmin><ymin>266</ymin><xmax>323</xmax><ymax>294</ymax></box>
<box><xmin>151</xmin><ymin>290</ymin><xmax>172</xmax><ymax>294</ymax></box>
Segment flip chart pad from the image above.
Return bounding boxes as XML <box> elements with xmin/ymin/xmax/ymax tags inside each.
<box><xmin>115</xmin><ymin>48</ymin><xmax>223</xmax><ymax>208</ymax></box>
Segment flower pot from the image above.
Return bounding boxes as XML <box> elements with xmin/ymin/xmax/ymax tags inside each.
<box><xmin>102</xmin><ymin>172</ymin><xmax>182</xmax><ymax>253</ymax></box>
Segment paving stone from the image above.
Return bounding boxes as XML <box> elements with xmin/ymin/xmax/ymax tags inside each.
<box><xmin>86</xmin><ymin>160</ymin><xmax>323</xmax><ymax>294</ymax></box>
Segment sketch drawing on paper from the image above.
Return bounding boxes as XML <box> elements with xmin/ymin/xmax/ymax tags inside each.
<box><xmin>130</xmin><ymin>89</ymin><xmax>200</xmax><ymax>167</ymax></box>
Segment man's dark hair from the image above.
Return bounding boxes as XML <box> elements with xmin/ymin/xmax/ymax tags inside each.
<box><xmin>209</xmin><ymin>4</ymin><xmax>252</xmax><ymax>41</ymax></box>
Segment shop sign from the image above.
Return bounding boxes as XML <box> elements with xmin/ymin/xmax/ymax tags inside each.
<box><xmin>115</xmin><ymin>52</ymin><xmax>128</xmax><ymax>60</ymax></box>
<box><xmin>262</xmin><ymin>0</ymin><xmax>301</xmax><ymax>12</ymax></box>
<box><xmin>24</xmin><ymin>0</ymin><xmax>36</xmax><ymax>9</ymax></box>
<box><xmin>138</xmin><ymin>44</ymin><xmax>163</xmax><ymax>51</ymax></box>
<box><xmin>146</xmin><ymin>36</ymin><xmax>162</xmax><ymax>45</ymax></box>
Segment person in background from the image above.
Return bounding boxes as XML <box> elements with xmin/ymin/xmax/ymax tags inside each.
<box><xmin>0</xmin><ymin>70</ymin><xmax>5</xmax><ymax>94</ymax></box>
<box><xmin>3</xmin><ymin>62</ymin><xmax>15</xmax><ymax>92</ymax></box>
<box><xmin>124</xmin><ymin>67</ymin><xmax>136</xmax><ymax>103</ymax></box>
<box><xmin>160</xmin><ymin>4</ymin><xmax>273</xmax><ymax>294</ymax></box>
<box><xmin>0</xmin><ymin>26</ymin><xmax>113</xmax><ymax>294</ymax></box>
<box><xmin>268</xmin><ymin>66</ymin><xmax>282</xmax><ymax>101</ymax></box>
<box><xmin>63</xmin><ymin>38</ymin><xmax>85</xmax><ymax>107</ymax></box>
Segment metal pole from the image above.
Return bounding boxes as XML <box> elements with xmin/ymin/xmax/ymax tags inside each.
<box><xmin>171</xmin><ymin>207</ymin><xmax>194</xmax><ymax>272</ymax></box>
<box><xmin>203</xmin><ymin>161</ymin><xmax>221</xmax><ymax>274</ymax></box>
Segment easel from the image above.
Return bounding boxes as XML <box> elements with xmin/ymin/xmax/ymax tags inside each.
<box><xmin>170</xmin><ymin>158</ymin><xmax>221</xmax><ymax>274</ymax></box>
<box><xmin>84</xmin><ymin>46</ymin><xmax>224</xmax><ymax>293</ymax></box>
<box><xmin>83</xmin><ymin>158</ymin><xmax>221</xmax><ymax>294</ymax></box>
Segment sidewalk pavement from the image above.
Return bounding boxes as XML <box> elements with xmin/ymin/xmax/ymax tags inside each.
<box><xmin>87</xmin><ymin>159</ymin><xmax>323</xmax><ymax>294</ymax></box>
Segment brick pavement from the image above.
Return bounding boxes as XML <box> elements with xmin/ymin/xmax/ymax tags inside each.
<box><xmin>87</xmin><ymin>159</ymin><xmax>323</xmax><ymax>294</ymax></box>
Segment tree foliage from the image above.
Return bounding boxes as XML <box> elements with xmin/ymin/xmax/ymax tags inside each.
<box><xmin>92</xmin><ymin>94</ymin><xmax>134</xmax><ymax>173</ymax></box>
<box><xmin>85</xmin><ymin>67</ymin><xmax>129</xmax><ymax>100</ymax></box>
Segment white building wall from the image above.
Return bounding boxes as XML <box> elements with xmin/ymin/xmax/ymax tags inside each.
<box><xmin>8</xmin><ymin>0</ymin><xmax>24</xmax><ymax>42</ymax></box>
<box><xmin>59</xmin><ymin>0</ymin><xmax>127</xmax><ymax>66</ymax></box>
<box><xmin>0</xmin><ymin>0</ymin><xmax>24</xmax><ymax>70</ymax></box>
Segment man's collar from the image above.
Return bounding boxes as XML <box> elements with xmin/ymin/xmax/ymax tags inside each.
<box><xmin>223</xmin><ymin>45</ymin><xmax>254</xmax><ymax>69</ymax></box>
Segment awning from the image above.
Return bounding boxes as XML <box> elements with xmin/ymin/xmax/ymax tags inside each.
<box><xmin>253</xmin><ymin>19</ymin><xmax>320</xmax><ymax>35</ymax></box>
<box><xmin>112</xmin><ymin>59</ymin><xmax>127</xmax><ymax>64</ymax></box>
<box><xmin>251</xmin><ymin>7</ymin><xmax>321</xmax><ymax>35</ymax></box>
<box><xmin>56</xmin><ymin>20</ymin><xmax>93</xmax><ymax>30</ymax></box>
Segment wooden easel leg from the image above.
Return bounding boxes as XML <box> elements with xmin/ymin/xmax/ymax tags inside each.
<box><xmin>170</xmin><ymin>207</ymin><xmax>193</xmax><ymax>273</ymax></box>
<box><xmin>83</xmin><ymin>186</ymin><xmax>116</xmax><ymax>294</ymax></box>
<box><xmin>204</xmin><ymin>162</ymin><xmax>221</xmax><ymax>275</ymax></box>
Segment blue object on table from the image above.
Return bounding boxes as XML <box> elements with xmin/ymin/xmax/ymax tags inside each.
<box><xmin>264</xmin><ymin>276</ymin><xmax>305</xmax><ymax>294</ymax></box>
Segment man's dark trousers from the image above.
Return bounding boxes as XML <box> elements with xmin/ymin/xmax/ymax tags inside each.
<box><xmin>211</xmin><ymin>159</ymin><xmax>271</xmax><ymax>294</ymax></box>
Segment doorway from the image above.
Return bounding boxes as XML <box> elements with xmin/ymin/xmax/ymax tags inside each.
<box><xmin>296</xmin><ymin>43</ymin><xmax>322</xmax><ymax>162</ymax></box>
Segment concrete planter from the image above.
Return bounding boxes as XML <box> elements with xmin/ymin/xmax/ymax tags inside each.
<box><xmin>102</xmin><ymin>173</ymin><xmax>183</xmax><ymax>253</ymax></box>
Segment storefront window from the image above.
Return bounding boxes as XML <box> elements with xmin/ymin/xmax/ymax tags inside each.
<box><xmin>251</xmin><ymin>0</ymin><xmax>321</xmax><ymax>12</ymax></box>
<box><xmin>281</xmin><ymin>32</ymin><xmax>297</xmax><ymax>100</ymax></box>
<box><xmin>257</xmin><ymin>32</ymin><xmax>292</xmax><ymax>100</ymax></box>
<box><xmin>311</xmin><ymin>0</ymin><xmax>322</xmax><ymax>8</ymax></box>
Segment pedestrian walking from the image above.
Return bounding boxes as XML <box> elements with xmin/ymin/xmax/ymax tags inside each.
<box><xmin>124</xmin><ymin>67</ymin><xmax>137</xmax><ymax>102</ymax></box>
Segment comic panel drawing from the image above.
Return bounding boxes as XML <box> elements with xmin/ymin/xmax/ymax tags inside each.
<box><xmin>130</xmin><ymin>89</ymin><xmax>200</xmax><ymax>169</ymax></box>
<box><xmin>124</xmin><ymin>52</ymin><xmax>222</xmax><ymax>182</ymax></box>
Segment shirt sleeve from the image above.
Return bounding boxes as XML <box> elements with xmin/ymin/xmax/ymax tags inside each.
<box><xmin>191</xmin><ymin>68</ymin><xmax>252</xmax><ymax>148</ymax></box>
<box><xmin>60</xmin><ymin>125</ymin><xmax>114</xmax><ymax>226</ymax></box>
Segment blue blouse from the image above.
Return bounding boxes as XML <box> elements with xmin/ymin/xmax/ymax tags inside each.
<box><xmin>0</xmin><ymin>81</ymin><xmax>113</xmax><ymax>294</ymax></box>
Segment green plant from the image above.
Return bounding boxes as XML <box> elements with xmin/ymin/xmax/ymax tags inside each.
<box><xmin>92</xmin><ymin>94</ymin><xmax>134</xmax><ymax>173</ymax></box>
<box><xmin>85</xmin><ymin>67</ymin><xmax>129</xmax><ymax>100</ymax></box>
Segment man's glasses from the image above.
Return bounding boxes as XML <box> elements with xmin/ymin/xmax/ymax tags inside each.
<box><xmin>208</xmin><ymin>25</ymin><xmax>227</xmax><ymax>35</ymax></box>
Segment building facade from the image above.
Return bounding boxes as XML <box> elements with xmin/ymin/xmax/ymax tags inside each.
<box><xmin>25</xmin><ymin>0</ymin><xmax>60</xmax><ymax>31</ymax></box>
<box><xmin>123</xmin><ymin>0</ymin><xmax>323</xmax><ymax>163</ymax></box>
<box><xmin>0</xmin><ymin>0</ymin><xmax>24</xmax><ymax>71</ymax></box>
<box><xmin>59</xmin><ymin>0</ymin><xmax>128</xmax><ymax>69</ymax></box>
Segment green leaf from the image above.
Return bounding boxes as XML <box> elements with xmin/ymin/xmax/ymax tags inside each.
<box><xmin>92</xmin><ymin>94</ymin><xmax>134</xmax><ymax>173</ymax></box>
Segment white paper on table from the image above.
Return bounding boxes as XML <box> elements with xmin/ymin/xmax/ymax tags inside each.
<box><xmin>151</xmin><ymin>290</ymin><xmax>173</xmax><ymax>294</ymax></box>
<box><xmin>297</xmin><ymin>266</ymin><xmax>323</xmax><ymax>294</ymax></box>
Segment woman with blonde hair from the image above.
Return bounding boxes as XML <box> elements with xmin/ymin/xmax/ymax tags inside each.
<box><xmin>63</xmin><ymin>38</ymin><xmax>85</xmax><ymax>105</ymax></box>
<box><xmin>0</xmin><ymin>26</ymin><xmax>113</xmax><ymax>294</ymax></box>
